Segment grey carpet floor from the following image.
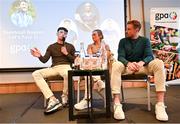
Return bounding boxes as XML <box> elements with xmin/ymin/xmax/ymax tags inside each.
<box><xmin>0</xmin><ymin>85</ymin><xmax>180</xmax><ymax>123</ymax></box>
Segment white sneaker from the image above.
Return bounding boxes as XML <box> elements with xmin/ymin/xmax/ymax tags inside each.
<box><xmin>45</xmin><ymin>98</ymin><xmax>62</xmax><ymax>113</ymax></box>
<box><xmin>61</xmin><ymin>94</ymin><xmax>68</xmax><ymax>106</ymax></box>
<box><xmin>114</xmin><ymin>103</ymin><xmax>125</xmax><ymax>120</ymax></box>
<box><xmin>74</xmin><ymin>99</ymin><xmax>91</xmax><ymax>110</ymax></box>
<box><xmin>96</xmin><ymin>80</ymin><xmax>105</xmax><ymax>92</ymax></box>
<box><xmin>155</xmin><ymin>102</ymin><xmax>168</xmax><ymax>121</ymax></box>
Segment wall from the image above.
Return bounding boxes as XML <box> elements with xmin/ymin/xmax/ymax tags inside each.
<box><xmin>126</xmin><ymin>0</ymin><xmax>145</xmax><ymax>36</ymax></box>
<box><xmin>0</xmin><ymin>72</ymin><xmax>34</xmax><ymax>84</ymax></box>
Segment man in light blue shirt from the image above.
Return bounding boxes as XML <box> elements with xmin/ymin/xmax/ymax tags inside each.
<box><xmin>11</xmin><ymin>0</ymin><xmax>33</xmax><ymax>27</ymax></box>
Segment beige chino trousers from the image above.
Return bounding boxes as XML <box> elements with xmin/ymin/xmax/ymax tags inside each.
<box><xmin>32</xmin><ymin>64</ymin><xmax>71</xmax><ymax>99</ymax></box>
<box><xmin>111</xmin><ymin>59</ymin><xmax>166</xmax><ymax>95</ymax></box>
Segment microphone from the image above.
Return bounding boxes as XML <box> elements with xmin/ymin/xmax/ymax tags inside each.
<box><xmin>62</xmin><ymin>36</ymin><xmax>66</xmax><ymax>46</ymax></box>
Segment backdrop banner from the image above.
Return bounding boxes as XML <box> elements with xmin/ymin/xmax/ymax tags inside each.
<box><xmin>150</xmin><ymin>8</ymin><xmax>180</xmax><ymax>81</ymax></box>
<box><xmin>0</xmin><ymin>0</ymin><xmax>125</xmax><ymax>69</ymax></box>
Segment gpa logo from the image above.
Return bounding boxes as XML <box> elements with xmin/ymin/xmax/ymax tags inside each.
<box><xmin>155</xmin><ymin>11</ymin><xmax>177</xmax><ymax>20</ymax></box>
<box><xmin>169</xmin><ymin>12</ymin><xmax>177</xmax><ymax>20</ymax></box>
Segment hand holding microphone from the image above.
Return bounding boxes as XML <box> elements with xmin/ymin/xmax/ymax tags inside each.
<box><xmin>61</xmin><ymin>46</ymin><xmax>68</xmax><ymax>55</ymax></box>
<box><xmin>61</xmin><ymin>36</ymin><xmax>68</xmax><ymax>55</ymax></box>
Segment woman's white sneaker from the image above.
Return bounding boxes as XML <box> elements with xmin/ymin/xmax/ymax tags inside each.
<box><xmin>74</xmin><ymin>99</ymin><xmax>91</xmax><ymax>110</ymax></box>
<box><xmin>114</xmin><ymin>103</ymin><xmax>125</xmax><ymax>120</ymax></box>
<box><xmin>61</xmin><ymin>94</ymin><xmax>68</xmax><ymax>106</ymax></box>
<box><xmin>96</xmin><ymin>80</ymin><xmax>105</xmax><ymax>92</ymax></box>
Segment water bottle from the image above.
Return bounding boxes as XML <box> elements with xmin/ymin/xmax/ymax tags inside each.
<box><xmin>79</xmin><ymin>42</ymin><xmax>86</xmax><ymax>69</ymax></box>
<box><xmin>74</xmin><ymin>51</ymin><xmax>80</xmax><ymax>70</ymax></box>
<box><xmin>101</xmin><ymin>40</ymin><xmax>108</xmax><ymax>69</ymax></box>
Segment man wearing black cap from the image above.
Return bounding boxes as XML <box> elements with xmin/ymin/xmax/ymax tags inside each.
<box><xmin>31</xmin><ymin>27</ymin><xmax>75</xmax><ymax>114</ymax></box>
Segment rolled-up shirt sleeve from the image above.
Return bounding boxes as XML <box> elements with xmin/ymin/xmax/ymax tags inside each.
<box><xmin>143</xmin><ymin>38</ymin><xmax>154</xmax><ymax>65</ymax></box>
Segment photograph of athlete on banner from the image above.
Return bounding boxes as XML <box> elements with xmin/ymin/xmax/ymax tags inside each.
<box><xmin>150</xmin><ymin>25</ymin><xmax>180</xmax><ymax>81</ymax></box>
<box><xmin>150</xmin><ymin>25</ymin><xmax>180</xmax><ymax>52</ymax></box>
